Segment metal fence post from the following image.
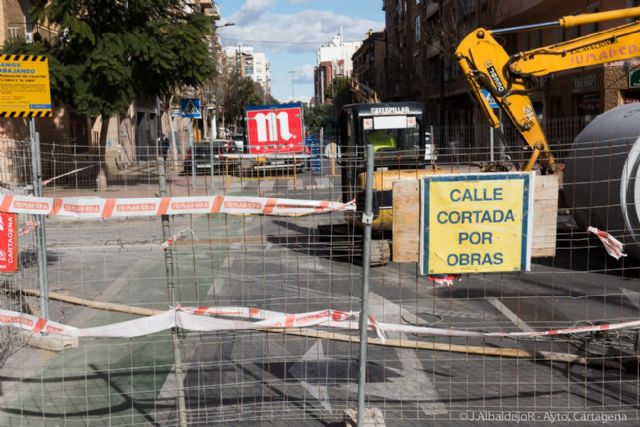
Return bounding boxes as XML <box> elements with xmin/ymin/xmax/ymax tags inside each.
<box><xmin>189</xmin><ymin>120</ymin><xmax>195</xmax><ymax>188</ymax></box>
<box><xmin>357</xmin><ymin>144</ymin><xmax>374</xmax><ymax>426</ymax></box>
<box><xmin>29</xmin><ymin>118</ymin><xmax>49</xmax><ymax>319</ymax></box>
<box><xmin>158</xmin><ymin>157</ymin><xmax>188</xmax><ymax>427</ymax></box>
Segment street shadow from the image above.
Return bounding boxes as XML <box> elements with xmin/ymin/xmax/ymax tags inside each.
<box><xmin>267</xmin><ymin>219</ymin><xmax>365</xmax><ymax>266</ymax></box>
<box><xmin>18</xmin><ymin>249</ymin><xmax>59</xmax><ymax>268</ymax></box>
<box><xmin>0</xmin><ymin>365</ymin><xmax>174</xmax><ymax>424</ymax></box>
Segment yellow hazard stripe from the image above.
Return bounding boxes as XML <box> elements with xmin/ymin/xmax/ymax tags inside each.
<box><xmin>0</xmin><ymin>54</ymin><xmax>47</xmax><ymax>62</ymax></box>
<box><xmin>0</xmin><ymin>111</ymin><xmax>52</xmax><ymax>118</ymax></box>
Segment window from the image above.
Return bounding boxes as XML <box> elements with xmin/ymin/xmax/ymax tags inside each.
<box><xmin>415</xmin><ymin>16</ymin><xmax>421</xmax><ymax>42</ymax></box>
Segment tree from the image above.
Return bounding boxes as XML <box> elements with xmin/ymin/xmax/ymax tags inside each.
<box><xmin>220</xmin><ymin>70</ymin><xmax>274</xmax><ymax>131</ymax></box>
<box><xmin>304</xmin><ymin>103</ymin><xmax>334</xmax><ymax>133</ymax></box>
<box><xmin>325</xmin><ymin>77</ymin><xmax>353</xmax><ymax>114</ymax></box>
<box><xmin>4</xmin><ymin>0</ymin><xmax>216</xmax><ymax>173</ymax></box>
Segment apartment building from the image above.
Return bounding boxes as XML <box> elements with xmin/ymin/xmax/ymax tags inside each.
<box><xmin>314</xmin><ymin>34</ymin><xmax>362</xmax><ymax>104</ymax></box>
<box><xmin>352</xmin><ymin>31</ymin><xmax>387</xmax><ymax>99</ymax></box>
<box><xmin>222</xmin><ymin>46</ymin><xmax>271</xmax><ymax>96</ymax></box>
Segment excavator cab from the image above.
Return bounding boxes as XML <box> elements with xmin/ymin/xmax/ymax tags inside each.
<box><xmin>338</xmin><ymin>102</ymin><xmax>428</xmax><ymax>212</ymax></box>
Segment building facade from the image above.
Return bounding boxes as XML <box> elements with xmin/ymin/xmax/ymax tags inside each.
<box><xmin>352</xmin><ymin>31</ymin><xmax>387</xmax><ymax>99</ymax></box>
<box><xmin>314</xmin><ymin>34</ymin><xmax>362</xmax><ymax>104</ymax></box>
<box><xmin>0</xmin><ymin>0</ymin><xmax>221</xmax><ymax>184</ymax></box>
<box><xmin>222</xmin><ymin>46</ymin><xmax>271</xmax><ymax>96</ymax></box>
<box><xmin>382</xmin><ymin>0</ymin><xmax>640</xmax><ymax>151</ymax></box>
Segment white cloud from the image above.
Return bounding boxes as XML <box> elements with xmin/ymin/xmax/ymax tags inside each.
<box><xmin>292</xmin><ymin>64</ymin><xmax>316</xmax><ymax>83</ymax></box>
<box><xmin>222</xmin><ymin>8</ymin><xmax>383</xmax><ymax>53</ymax></box>
<box><xmin>282</xmin><ymin>95</ymin><xmax>312</xmax><ymax>104</ymax></box>
<box><xmin>232</xmin><ymin>0</ymin><xmax>276</xmax><ymax>26</ymax></box>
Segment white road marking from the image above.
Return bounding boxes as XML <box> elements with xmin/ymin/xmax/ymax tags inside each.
<box><xmin>259</xmin><ymin>179</ymin><xmax>275</xmax><ymax>195</ymax></box>
<box><xmin>344</xmin><ymin>293</ymin><xmax>448</xmax><ymax>415</ymax></box>
<box><xmin>487</xmin><ymin>297</ymin><xmax>534</xmax><ymax>332</ymax></box>
<box><xmin>288</xmin><ymin>340</ymin><xmax>332</xmax><ymax>413</ymax></box>
<box><xmin>623</xmin><ymin>289</ymin><xmax>640</xmax><ymax>309</ymax></box>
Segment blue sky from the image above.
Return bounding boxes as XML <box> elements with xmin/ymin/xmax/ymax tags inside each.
<box><xmin>216</xmin><ymin>0</ymin><xmax>385</xmax><ymax>102</ymax></box>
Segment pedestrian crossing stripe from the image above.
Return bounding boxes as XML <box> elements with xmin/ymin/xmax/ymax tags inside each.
<box><xmin>0</xmin><ymin>111</ymin><xmax>52</xmax><ymax>118</ymax></box>
<box><xmin>0</xmin><ymin>54</ymin><xmax>47</xmax><ymax>62</ymax></box>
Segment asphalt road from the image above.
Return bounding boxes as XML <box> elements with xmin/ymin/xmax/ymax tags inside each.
<box><xmin>0</xmin><ymin>168</ymin><xmax>638</xmax><ymax>426</ymax></box>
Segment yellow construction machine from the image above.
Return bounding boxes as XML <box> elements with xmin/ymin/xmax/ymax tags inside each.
<box><xmin>455</xmin><ymin>6</ymin><xmax>640</xmax><ymax>257</ymax></box>
<box><xmin>337</xmin><ymin>87</ymin><xmax>442</xmax><ymax>265</ymax></box>
<box><xmin>338</xmin><ymin>7</ymin><xmax>640</xmax><ymax>266</ymax></box>
<box><xmin>455</xmin><ymin>6</ymin><xmax>640</xmax><ymax>173</ymax></box>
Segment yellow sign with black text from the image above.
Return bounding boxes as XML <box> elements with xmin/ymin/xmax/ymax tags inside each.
<box><xmin>0</xmin><ymin>54</ymin><xmax>52</xmax><ymax>118</ymax></box>
<box><xmin>419</xmin><ymin>173</ymin><xmax>534</xmax><ymax>275</ymax></box>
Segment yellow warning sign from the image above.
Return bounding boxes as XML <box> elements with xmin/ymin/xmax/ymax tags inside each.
<box><xmin>419</xmin><ymin>172</ymin><xmax>534</xmax><ymax>275</ymax></box>
<box><xmin>0</xmin><ymin>54</ymin><xmax>52</xmax><ymax>118</ymax></box>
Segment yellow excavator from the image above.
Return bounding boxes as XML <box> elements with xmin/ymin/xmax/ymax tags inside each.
<box><xmin>340</xmin><ymin>7</ymin><xmax>640</xmax><ymax>266</ymax></box>
<box><xmin>455</xmin><ymin>6</ymin><xmax>640</xmax><ymax>173</ymax></box>
<box><xmin>455</xmin><ymin>6</ymin><xmax>640</xmax><ymax>258</ymax></box>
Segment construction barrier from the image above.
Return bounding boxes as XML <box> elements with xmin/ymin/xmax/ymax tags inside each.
<box><xmin>0</xmin><ymin>194</ymin><xmax>355</xmax><ymax>218</ymax></box>
<box><xmin>2</xmin><ymin>306</ymin><xmax>638</xmax><ymax>341</ymax></box>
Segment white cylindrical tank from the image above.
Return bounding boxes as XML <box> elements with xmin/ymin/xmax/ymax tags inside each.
<box><xmin>564</xmin><ymin>103</ymin><xmax>640</xmax><ymax>257</ymax></box>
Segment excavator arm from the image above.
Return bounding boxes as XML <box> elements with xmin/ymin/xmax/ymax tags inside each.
<box><xmin>455</xmin><ymin>6</ymin><xmax>640</xmax><ymax>172</ymax></box>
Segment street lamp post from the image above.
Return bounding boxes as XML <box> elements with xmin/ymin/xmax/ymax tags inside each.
<box><xmin>210</xmin><ymin>22</ymin><xmax>235</xmax><ymax>138</ymax></box>
<box><xmin>289</xmin><ymin>70</ymin><xmax>296</xmax><ymax>102</ymax></box>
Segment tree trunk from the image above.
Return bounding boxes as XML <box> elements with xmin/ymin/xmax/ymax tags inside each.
<box><xmin>96</xmin><ymin>115</ymin><xmax>110</xmax><ymax>190</ymax></box>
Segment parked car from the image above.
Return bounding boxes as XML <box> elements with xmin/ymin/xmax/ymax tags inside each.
<box><xmin>182</xmin><ymin>139</ymin><xmax>238</xmax><ymax>175</ymax></box>
<box><xmin>229</xmin><ymin>134</ymin><xmax>246</xmax><ymax>152</ymax></box>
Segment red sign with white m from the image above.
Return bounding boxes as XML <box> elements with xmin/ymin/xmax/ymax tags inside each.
<box><xmin>0</xmin><ymin>212</ymin><xmax>17</xmax><ymax>273</ymax></box>
<box><xmin>245</xmin><ymin>103</ymin><xmax>305</xmax><ymax>155</ymax></box>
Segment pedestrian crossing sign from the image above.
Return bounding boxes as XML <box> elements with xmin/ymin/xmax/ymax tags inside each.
<box><xmin>179</xmin><ymin>98</ymin><xmax>201</xmax><ymax>118</ymax></box>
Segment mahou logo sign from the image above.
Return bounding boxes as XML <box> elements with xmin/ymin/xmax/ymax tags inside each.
<box><xmin>245</xmin><ymin>103</ymin><xmax>304</xmax><ymax>155</ymax></box>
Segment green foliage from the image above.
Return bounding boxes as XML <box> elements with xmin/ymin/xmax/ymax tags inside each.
<box><xmin>304</xmin><ymin>104</ymin><xmax>334</xmax><ymax>133</ymax></box>
<box><xmin>326</xmin><ymin>76</ymin><xmax>353</xmax><ymax>112</ymax></box>
<box><xmin>4</xmin><ymin>0</ymin><xmax>216</xmax><ymax>117</ymax></box>
<box><xmin>221</xmin><ymin>70</ymin><xmax>274</xmax><ymax>126</ymax></box>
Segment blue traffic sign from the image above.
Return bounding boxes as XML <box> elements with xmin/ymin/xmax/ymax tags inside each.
<box><xmin>179</xmin><ymin>98</ymin><xmax>201</xmax><ymax>118</ymax></box>
<box><xmin>306</xmin><ymin>136</ymin><xmax>321</xmax><ymax>172</ymax></box>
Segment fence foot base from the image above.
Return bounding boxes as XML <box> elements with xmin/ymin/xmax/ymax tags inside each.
<box><xmin>343</xmin><ymin>408</ymin><xmax>385</xmax><ymax>426</ymax></box>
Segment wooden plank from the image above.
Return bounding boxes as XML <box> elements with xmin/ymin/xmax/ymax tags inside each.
<box><xmin>392</xmin><ymin>174</ymin><xmax>560</xmax><ymax>263</ymax></box>
<box><xmin>392</xmin><ymin>180</ymin><xmax>420</xmax><ymax>263</ymax></box>
<box><xmin>531</xmin><ymin>175</ymin><xmax>559</xmax><ymax>258</ymax></box>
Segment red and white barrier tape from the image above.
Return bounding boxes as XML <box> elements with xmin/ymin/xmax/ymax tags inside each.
<box><xmin>0</xmin><ymin>307</ymin><xmax>382</xmax><ymax>339</ymax></box>
<box><xmin>0</xmin><ymin>194</ymin><xmax>355</xmax><ymax>218</ymax></box>
<box><xmin>2</xmin><ymin>305</ymin><xmax>639</xmax><ymax>341</ymax></box>
<box><xmin>587</xmin><ymin>226</ymin><xmax>627</xmax><ymax>260</ymax></box>
<box><xmin>42</xmin><ymin>165</ymin><xmax>95</xmax><ymax>186</ymax></box>
<box><xmin>19</xmin><ymin>221</ymin><xmax>38</xmax><ymax>236</ymax></box>
<box><xmin>162</xmin><ymin>229</ymin><xmax>197</xmax><ymax>249</ymax></box>
<box><xmin>428</xmin><ymin>274</ymin><xmax>462</xmax><ymax>288</ymax></box>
